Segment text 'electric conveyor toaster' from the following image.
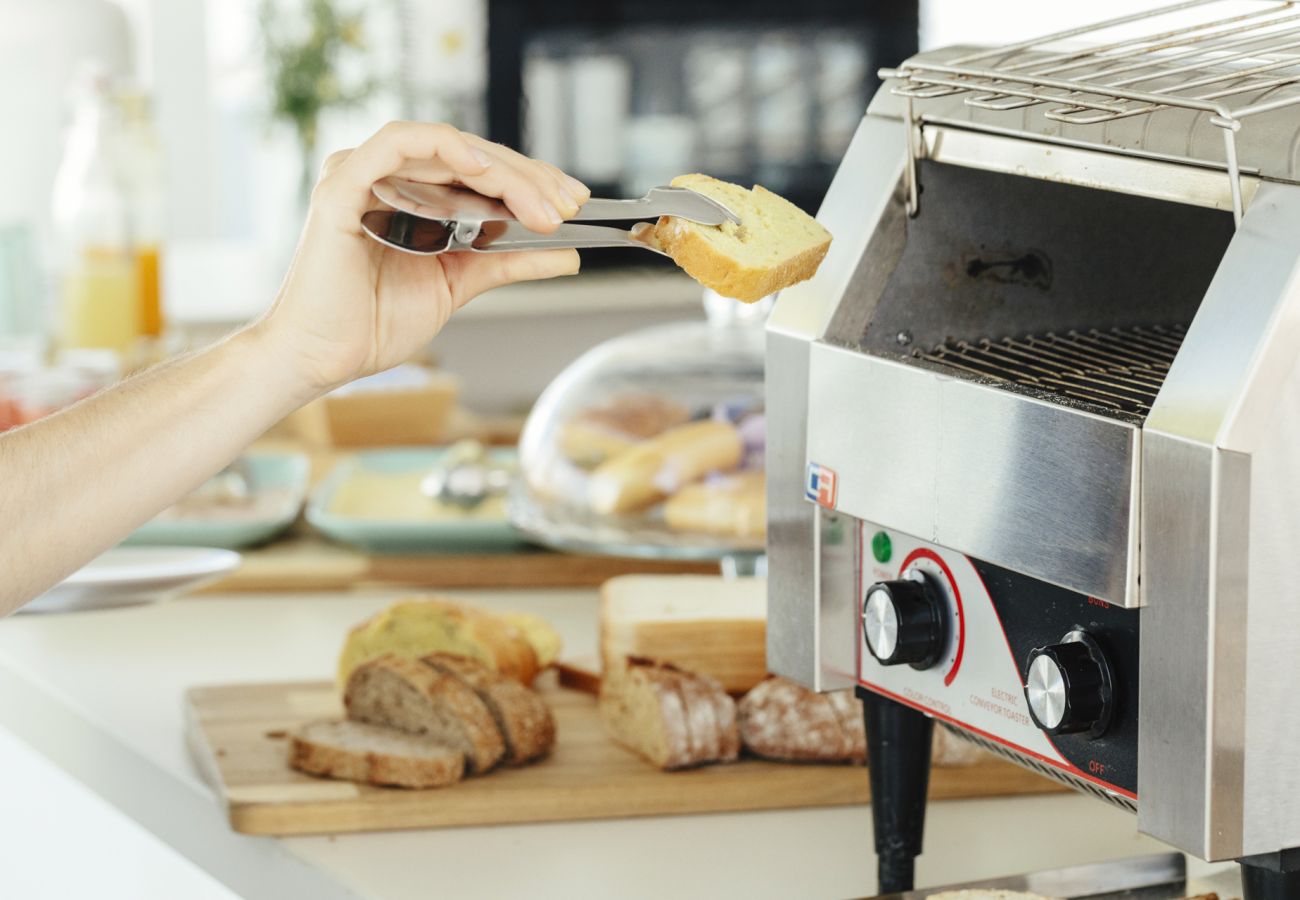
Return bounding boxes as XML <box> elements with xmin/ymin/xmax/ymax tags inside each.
<box><xmin>765</xmin><ymin>2</ymin><xmax>1300</xmax><ymax>898</ymax></box>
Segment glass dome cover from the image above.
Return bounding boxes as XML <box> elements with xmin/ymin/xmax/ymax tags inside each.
<box><xmin>510</xmin><ymin>293</ymin><xmax>768</xmax><ymax>559</ymax></box>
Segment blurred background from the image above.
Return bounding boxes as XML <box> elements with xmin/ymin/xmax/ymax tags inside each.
<box><xmin>0</xmin><ymin>0</ymin><xmax>1166</xmax><ymax>419</ymax></box>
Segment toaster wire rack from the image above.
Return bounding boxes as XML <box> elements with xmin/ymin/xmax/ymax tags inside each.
<box><xmin>913</xmin><ymin>324</ymin><xmax>1187</xmax><ymax>418</ymax></box>
<box><xmin>882</xmin><ymin>0</ymin><xmax>1300</xmax><ymax>222</ymax></box>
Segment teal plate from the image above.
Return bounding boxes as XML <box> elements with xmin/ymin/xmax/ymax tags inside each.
<box><xmin>125</xmin><ymin>452</ymin><xmax>309</xmax><ymax>550</ymax></box>
<box><xmin>306</xmin><ymin>448</ymin><xmax>528</xmax><ymax>554</ymax></box>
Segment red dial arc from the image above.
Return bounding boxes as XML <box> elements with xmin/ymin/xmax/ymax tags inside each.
<box><xmin>899</xmin><ymin>547</ymin><xmax>966</xmax><ymax>686</ymax></box>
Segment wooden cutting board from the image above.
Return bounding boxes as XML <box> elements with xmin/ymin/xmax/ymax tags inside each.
<box><xmin>186</xmin><ymin>680</ymin><xmax>1064</xmax><ymax>836</ymax></box>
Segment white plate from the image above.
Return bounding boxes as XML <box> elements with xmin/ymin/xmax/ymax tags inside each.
<box><xmin>23</xmin><ymin>546</ymin><xmax>242</xmax><ymax>614</ymax></box>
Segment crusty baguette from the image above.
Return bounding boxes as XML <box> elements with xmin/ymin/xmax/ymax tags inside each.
<box><xmin>599</xmin><ymin>658</ymin><xmax>694</xmax><ymax>770</ymax></box>
<box><xmin>652</xmin><ymin>174</ymin><xmax>832</xmax><ymax>303</ymax></box>
<box><xmin>663</xmin><ymin>470</ymin><xmax>766</xmax><ymax>539</ymax></box>
<box><xmin>338</xmin><ymin>597</ymin><xmax>557</xmax><ymax>689</ymax></box>
<box><xmin>289</xmin><ymin>719</ymin><xmax>465</xmax><ymax>789</ymax></box>
<box><xmin>344</xmin><ymin>654</ymin><xmax>505</xmax><ymax>774</ymax></box>
<box><xmin>422</xmin><ymin>653</ymin><xmax>556</xmax><ymax>765</ymax></box>
<box><xmin>587</xmin><ymin>419</ymin><xmax>744</xmax><ymax>515</ymax></box>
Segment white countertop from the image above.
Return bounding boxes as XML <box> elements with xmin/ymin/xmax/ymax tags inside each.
<box><xmin>0</xmin><ymin>588</ymin><xmax>1204</xmax><ymax>900</ymax></box>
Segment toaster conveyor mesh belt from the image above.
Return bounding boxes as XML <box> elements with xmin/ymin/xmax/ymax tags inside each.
<box><xmin>914</xmin><ymin>324</ymin><xmax>1187</xmax><ymax>416</ymax></box>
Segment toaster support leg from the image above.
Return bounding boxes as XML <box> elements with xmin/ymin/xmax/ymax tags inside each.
<box><xmin>861</xmin><ymin>688</ymin><xmax>933</xmax><ymax>893</ymax></box>
<box><xmin>1239</xmin><ymin>848</ymin><xmax>1300</xmax><ymax>900</ymax></box>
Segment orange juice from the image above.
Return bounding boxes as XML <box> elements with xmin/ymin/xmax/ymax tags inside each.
<box><xmin>135</xmin><ymin>244</ymin><xmax>162</xmax><ymax>337</ymax></box>
<box><xmin>61</xmin><ymin>245</ymin><xmax>139</xmax><ymax>352</ymax></box>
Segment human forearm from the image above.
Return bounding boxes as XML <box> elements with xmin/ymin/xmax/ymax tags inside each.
<box><xmin>0</xmin><ymin>323</ymin><xmax>317</xmax><ymax>613</ymax></box>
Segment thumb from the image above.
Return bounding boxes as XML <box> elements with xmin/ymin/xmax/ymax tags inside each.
<box><xmin>444</xmin><ymin>249</ymin><xmax>580</xmax><ymax>308</ymax></box>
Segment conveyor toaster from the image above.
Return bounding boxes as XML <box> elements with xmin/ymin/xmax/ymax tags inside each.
<box><xmin>765</xmin><ymin>3</ymin><xmax>1300</xmax><ymax>897</ymax></box>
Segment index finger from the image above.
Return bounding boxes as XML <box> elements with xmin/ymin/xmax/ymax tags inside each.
<box><xmin>317</xmin><ymin>121</ymin><xmax>492</xmax><ymax>216</ymax></box>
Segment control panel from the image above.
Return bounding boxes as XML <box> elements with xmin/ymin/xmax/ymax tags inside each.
<box><xmin>856</xmin><ymin>523</ymin><xmax>1139</xmax><ymax>800</ymax></box>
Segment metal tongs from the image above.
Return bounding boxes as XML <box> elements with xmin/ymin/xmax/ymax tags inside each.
<box><xmin>360</xmin><ymin>176</ymin><xmax>739</xmax><ymax>257</ymax></box>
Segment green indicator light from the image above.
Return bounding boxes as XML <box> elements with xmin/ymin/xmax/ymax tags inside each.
<box><xmin>871</xmin><ymin>531</ymin><xmax>892</xmax><ymax>564</ymax></box>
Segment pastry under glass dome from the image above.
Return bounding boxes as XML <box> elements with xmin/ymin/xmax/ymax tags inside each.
<box><xmin>509</xmin><ymin>292</ymin><xmax>769</xmax><ymax>560</ymax></box>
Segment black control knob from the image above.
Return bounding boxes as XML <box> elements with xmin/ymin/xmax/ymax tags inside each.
<box><xmin>861</xmin><ymin>576</ymin><xmax>947</xmax><ymax>670</ymax></box>
<box><xmin>1023</xmin><ymin>630</ymin><xmax>1114</xmax><ymax>738</ymax></box>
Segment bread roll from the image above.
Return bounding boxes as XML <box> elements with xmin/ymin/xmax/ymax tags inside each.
<box><xmin>652</xmin><ymin>174</ymin><xmax>832</xmax><ymax>303</ymax></box>
<box><xmin>663</xmin><ymin>470</ymin><xmax>766</xmax><ymax>539</ymax></box>
<box><xmin>738</xmin><ymin>676</ymin><xmax>865</xmax><ymax>764</ymax></box>
<box><xmin>587</xmin><ymin>419</ymin><xmax>744</xmax><ymax>515</ymax></box>
<box><xmin>558</xmin><ymin>394</ymin><xmax>690</xmax><ymax>468</ymax></box>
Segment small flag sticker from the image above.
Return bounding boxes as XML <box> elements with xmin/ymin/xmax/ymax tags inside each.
<box><xmin>805</xmin><ymin>462</ymin><xmax>838</xmax><ymax>509</ymax></box>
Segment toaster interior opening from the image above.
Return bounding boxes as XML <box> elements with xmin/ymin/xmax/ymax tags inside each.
<box><xmin>852</xmin><ymin>159</ymin><xmax>1237</xmax><ymax>422</ymax></box>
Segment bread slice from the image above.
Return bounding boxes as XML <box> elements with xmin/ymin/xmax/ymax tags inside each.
<box><xmin>600</xmin><ymin>574</ymin><xmax>766</xmax><ymax>694</ymax></box>
<box><xmin>338</xmin><ymin>597</ymin><xmax>558</xmax><ymax>689</ymax></box>
<box><xmin>587</xmin><ymin>420</ymin><xmax>744</xmax><ymax>515</ymax></box>
<box><xmin>652</xmin><ymin>174</ymin><xmax>832</xmax><ymax>303</ymax></box>
<box><xmin>422</xmin><ymin>653</ymin><xmax>556</xmax><ymax>765</ymax></box>
<box><xmin>289</xmin><ymin>719</ymin><xmax>465</xmax><ymax>789</ymax></box>
<box><xmin>663</xmin><ymin>470</ymin><xmax>767</xmax><ymax>539</ymax></box>
<box><xmin>599</xmin><ymin>658</ymin><xmax>694</xmax><ymax>770</ymax></box>
<box><xmin>737</xmin><ymin>676</ymin><xmax>864</xmax><ymax>763</ymax></box>
<box><xmin>344</xmin><ymin>654</ymin><xmax>506</xmax><ymax>774</ymax></box>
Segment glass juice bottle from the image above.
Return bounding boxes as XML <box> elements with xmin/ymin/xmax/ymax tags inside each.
<box><xmin>51</xmin><ymin>72</ymin><xmax>139</xmax><ymax>354</ymax></box>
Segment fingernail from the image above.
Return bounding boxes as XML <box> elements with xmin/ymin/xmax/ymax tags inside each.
<box><xmin>564</xmin><ymin>175</ymin><xmax>589</xmax><ymax>198</ymax></box>
<box><xmin>542</xmin><ymin>200</ymin><xmax>563</xmax><ymax>225</ymax></box>
<box><xmin>472</xmin><ymin>148</ymin><xmax>492</xmax><ymax>168</ymax></box>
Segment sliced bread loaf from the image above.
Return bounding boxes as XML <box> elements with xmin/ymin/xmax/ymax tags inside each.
<box><xmin>344</xmin><ymin>654</ymin><xmax>506</xmax><ymax>774</ymax></box>
<box><xmin>289</xmin><ymin>719</ymin><xmax>465</xmax><ymax>789</ymax></box>
<box><xmin>422</xmin><ymin>653</ymin><xmax>556</xmax><ymax>765</ymax></box>
<box><xmin>737</xmin><ymin>676</ymin><xmax>865</xmax><ymax>764</ymax></box>
<box><xmin>598</xmin><ymin>658</ymin><xmax>694</xmax><ymax>770</ymax></box>
<box><xmin>652</xmin><ymin>174</ymin><xmax>832</xmax><ymax>303</ymax></box>
<box><xmin>338</xmin><ymin>597</ymin><xmax>558</xmax><ymax>689</ymax></box>
<box><xmin>599</xmin><ymin>657</ymin><xmax>738</xmax><ymax>770</ymax></box>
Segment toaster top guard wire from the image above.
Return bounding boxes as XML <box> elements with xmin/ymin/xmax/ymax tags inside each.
<box><xmin>884</xmin><ymin>0</ymin><xmax>1300</xmax><ymax>222</ymax></box>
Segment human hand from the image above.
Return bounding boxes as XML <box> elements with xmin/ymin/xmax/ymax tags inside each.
<box><xmin>258</xmin><ymin>121</ymin><xmax>589</xmax><ymax>397</ymax></box>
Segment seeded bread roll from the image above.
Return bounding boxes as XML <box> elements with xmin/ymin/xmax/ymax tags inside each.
<box><xmin>338</xmin><ymin>597</ymin><xmax>558</xmax><ymax>689</ymax></box>
<box><xmin>738</xmin><ymin>676</ymin><xmax>864</xmax><ymax>764</ymax></box>
<box><xmin>652</xmin><ymin>174</ymin><xmax>832</xmax><ymax>303</ymax></box>
<box><xmin>289</xmin><ymin>720</ymin><xmax>465</xmax><ymax>789</ymax></box>
<box><xmin>421</xmin><ymin>653</ymin><xmax>556</xmax><ymax>765</ymax></box>
<box><xmin>587</xmin><ymin>420</ymin><xmax>744</xmax><ymax>515</ymax></box>
<box><xmin>344</xmin><ymin>654</ymin><xmax>505</xmax><ymax>774</ymax></box>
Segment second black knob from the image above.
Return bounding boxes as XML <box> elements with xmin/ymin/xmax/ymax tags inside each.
<box><xmin>862</xmin><ymin>576</ymin><xmax>947</xmax><ymax>670</ymax></box>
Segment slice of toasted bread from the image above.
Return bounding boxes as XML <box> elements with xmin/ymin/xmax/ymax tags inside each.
<box><xmin>289</xmin><ymin>719</ymin><xmax>465</xmax><ymax>789</ymax></box>
<box><xmin>652</xmin><ymin>174</ymin><xmax>832</xmax><ymax>303</ymax></box>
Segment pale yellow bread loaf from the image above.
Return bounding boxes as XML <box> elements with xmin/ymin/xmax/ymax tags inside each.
<box><xmin>337</xmin><ymin>597</ymin><xmax>560</xmax><ymax>690</ymax></box>
<box><xmin>652</xmin><ymin>174</ymin><xmax>832</xmax><ymax>303</ymax></box>
<box><xmin>587</xmin><ymin>419</ymin><xmax>744</xmax><ymax>515</ymax></box>
<box><xmin>663</xmin><ymin>470</ymin><xmax>766</xmax><ymax>539</ymax></box>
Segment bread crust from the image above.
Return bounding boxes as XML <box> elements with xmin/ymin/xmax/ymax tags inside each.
<box><xmin>337</xmin><ymin>597</ymin><xmax>547</xmax><ymax>689</ymax></box>
<box><xmin>289</xmin><ymin>720</ymin><xmax>465</xmax><ymax>789</ymax></box>
<box><xmin>422</xmin><ymin>653</ymin><xmax>556</xmax><ymax>765</ymax></box>
<box><xmin>344</xmin><ymin>654</ymin><xmax>506</xmax><ymax>774</ymax></box>
<box><xmin>738</xmin><ymin>676</ymin><xmax>863</xmax><ymax>763</ymax></box>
